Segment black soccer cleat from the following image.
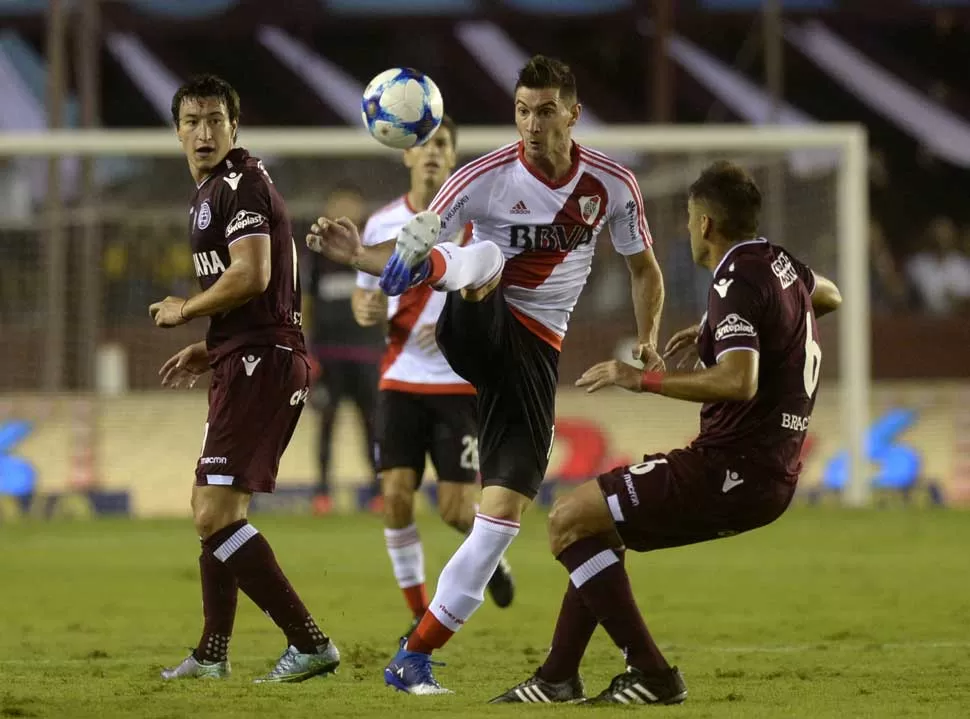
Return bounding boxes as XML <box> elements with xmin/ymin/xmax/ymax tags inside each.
<box><xmin>585</xmin><ymin>666</ymin><xmax>687</xmax><ymax>705</ymax></box>
<box><xmin>489</xmin><ymin>670</ymin><xmax>585</xmax><ymax>703</ymax></box>
<box><xmin>487</xmin><ymin>557</ymin><xmax>515</xmax><ymax>608</ymax></box>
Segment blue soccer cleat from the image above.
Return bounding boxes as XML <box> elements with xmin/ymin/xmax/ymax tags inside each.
<box><xmin>379</xmin><ymin>210</ymin><xmax>440</xmax><ymax>296</ymax></box>
<box><xmin>384</xmin><ymin>639</ymin><xmax>452</xmax><ymax>695</ymax></box>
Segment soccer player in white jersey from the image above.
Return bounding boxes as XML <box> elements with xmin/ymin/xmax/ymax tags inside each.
<box><xmin>306</xmin><ymin>55</ymin><xmax>666</xmax><ymax>695</ymax></box>
<box><xmin>350</xmin><ymin>116</ymin><xmax>515</xmax><ymax>639</ymax></box>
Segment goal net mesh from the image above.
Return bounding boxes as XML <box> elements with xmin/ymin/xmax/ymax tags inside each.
<box><xmin>0</xmin><ymin>129</ymin><xmax>859</xmax><ymax>515</ymax></box>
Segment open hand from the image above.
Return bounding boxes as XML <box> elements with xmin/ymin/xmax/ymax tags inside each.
<box><xmin>575</xmin><ymin>360</ymin><xmax>643</xmax><ymax>394</ymax></box>
<box><xmin>306</xmin><ymin>216</ymin><xmax>363</xmax><ymax>267</ymax></box>
<box><xmin>158</xmin><ymin>342</ymin><xmax>209</xmax><ymax>389</ymax></box>
<box><xmin>663</xmin><ymin>324</ymin><xmax>701</xmax><ymax>370</ymax></box>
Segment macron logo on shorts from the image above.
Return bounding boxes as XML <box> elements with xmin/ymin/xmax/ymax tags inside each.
<box><xmin>242</xmin><ymin>355</ymin><xmax>261</xmax><ymax>376</ymax></box>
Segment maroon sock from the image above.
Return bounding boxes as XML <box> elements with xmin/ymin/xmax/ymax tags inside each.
<box><xmin>557</xmin><ymin>537</ymin><xmax>669</xmax><ymax>675</ymax></box>
<box><xmin>205</xmin><ymin>520</ymin><xmax>327</xmax><ymax>654</ymax></box>
<box><xmin>536</xmin><ymin>579</ymin><xmax>599</xmax><ymax>682</ymax></box>
<box><xmin>194</xmin><ymin>547</ymin><xmax>238</xmax><ymax>663</ymax></box>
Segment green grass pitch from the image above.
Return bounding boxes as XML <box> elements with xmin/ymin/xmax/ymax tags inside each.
<box><xmin>1</xmin><ymin>507</ymin><xmax>969</xmax><ymax>718</ymax></box>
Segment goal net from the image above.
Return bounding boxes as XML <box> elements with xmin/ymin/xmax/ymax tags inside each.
<box><xmin>0</xmin><ymin>125</ymin><xmax>870</xmax><ymax>516</ymax></box>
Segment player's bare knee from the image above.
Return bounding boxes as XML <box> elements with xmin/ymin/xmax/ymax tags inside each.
<box><xmin>438</xmin><ymin>495</ymin><xmax>473</xmax><ymax>533</ymax></box>
<box><xmin>547</xmin><ymin>495</ymin><xmax>587</xmax><ymax>557</ymax></box>
<box><xmin>382</xmin><ymin>470</ymin><xmax>416</xmax><ymax>528</ymax></box>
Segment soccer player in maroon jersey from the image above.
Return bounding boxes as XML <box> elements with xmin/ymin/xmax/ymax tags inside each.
<box><xmin>492</xmin><ymin>161</ymin><xmax>843</xmax><ymax>704</ymax></box>
<box><xmin>149</xmin><ymin>75</ymin><xmax>339</xmax><ymax>683</ymax></box>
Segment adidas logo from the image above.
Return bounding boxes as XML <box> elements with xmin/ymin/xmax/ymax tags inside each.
<box><xmin>510</xmin><ymin>200</ymin><xmax>530</xmax><ymax>215</ymax></box>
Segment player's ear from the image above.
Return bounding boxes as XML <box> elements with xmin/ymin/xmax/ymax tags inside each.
<box><xmin>701</xmin><ymin>214</ymin><xmax>713</xmax><ymax>239</ymax></box>
<box><xmin>230</xmin><ymin>121</ymin><xmax>239</xmax><ymax>144</ymax></box>
<box><xmin>567</xmin><ymin>101</ymin><xmax>582</xmax><ymax>128</ymax></box>
<box><xmin>402</xmin><ymin>148</ymin><xmax>416</xmax><ymax>169</ymax></box>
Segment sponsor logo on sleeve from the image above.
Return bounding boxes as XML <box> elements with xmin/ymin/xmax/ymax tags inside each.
<box><xmin>225</xmin><ymin>210</ymin><xmax>267</xmax><ymax>238</ymax></box>
<box><xmin>771</xmin><ymin>252</ymin><xmax>798</xmax><ymax>290</ymax></box>
<box><xmin>714</xmin><ymin>313</ymin><xmax>756</xmax><ymax>341</ymax></box>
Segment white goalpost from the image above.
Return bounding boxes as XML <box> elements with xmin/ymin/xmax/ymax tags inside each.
<box><xmin>0</xmin><ymin>124</ymin><xmax>870</xmax><ymax>507</ymax></box>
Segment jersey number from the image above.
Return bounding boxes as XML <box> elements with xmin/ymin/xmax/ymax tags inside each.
<box><xmin>628</xmin><ymin>457</ymin><xmax>668</xmax><ymax>475</ymax></box>
<box><xmin>803</xmin><ymin>312</ymin><xmax>821</xmax><ymax>398</ymax></box>
<box><xmin>460</xmin><ymin>435</ymin><xmax>479</xmax><ymax>471</ymax></box>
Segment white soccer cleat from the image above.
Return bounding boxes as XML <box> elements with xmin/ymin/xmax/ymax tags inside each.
<box><xmin>379</xmin><ymin>211</ymin><xmax>441</xmax><ymax>296</ymax></box>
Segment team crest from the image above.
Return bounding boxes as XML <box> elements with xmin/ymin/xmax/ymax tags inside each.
<box><xmin>197</xmin><ymin>201</ymin><xmax>211</xmax><ymax>230</ymax></box>
<box><xmin>578</xmin><ymin>195</ymin><xmax>602</xmax><ymax>225</ymax></box>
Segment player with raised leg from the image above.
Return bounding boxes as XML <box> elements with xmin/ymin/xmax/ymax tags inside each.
<box><xmin>151</xmin><ymin>75</ymin><xmax>339</xmax><ymax>683</ymax></box>
<box><xmin>491</xmin><ymin>161</ymin><xmax>843</xmax><ymax>704</ymax></box>
<box><xmin>351</xmin><ymin>116</ymin><xmax>514</xmax><ymax>638</ymax></box>
<box><xmin>307</xmin><ymin>56</ymin><xmax>666</xmax><ymax>694</ymax></box>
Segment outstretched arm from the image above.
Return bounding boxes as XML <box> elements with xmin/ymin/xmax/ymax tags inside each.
<box><xmin>576</xmin><ymin>349</ymin><xmax>758</xmax><ymax>403</ymax></box>
<box><xmin>306</xmin><ymin>216</ymin><xmax>397</xmax><ymax>276</ymax></box>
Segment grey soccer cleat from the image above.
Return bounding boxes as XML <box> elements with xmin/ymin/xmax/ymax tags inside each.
<box><xmin>586</xmin><ymin>666</ymin><xmax>687</xmax><ymax>705</ymax></box>
<box><xmin>489</xmin><ymin>670</ymin><xmax>585</xmax><ymax>703</ymax></box>
<box><xmin>253</xmin><ymin>640</ymin><xmax>340</xmax><ymax>684</ymax></box>
<box><xmin>160</xmin><ymin>653</ymin><xmax>230</xmax><ymax>680</ymax></box>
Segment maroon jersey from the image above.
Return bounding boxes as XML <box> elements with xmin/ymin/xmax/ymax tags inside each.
<box><xmin>692</xmin><ymin>239</ymin><xmax>821</xmax><ymax>480</ymax></box>
<box><xmin>188</xmin><ymin>147</ymin><xmax>305</xmax><ymax>363</ymax></box>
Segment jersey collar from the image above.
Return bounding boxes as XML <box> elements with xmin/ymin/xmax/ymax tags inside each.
<box><xmin>712</xmin><ymin>237</ymin><xmax>768</xmax><ymax>277</ymax></box>
<box><xmin>517</xmin><ymin>141</ymin><xmax>581</xmax><ymax>189</ymax></box>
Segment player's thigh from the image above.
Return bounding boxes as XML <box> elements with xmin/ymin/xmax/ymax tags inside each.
<box><xmin>196</xmin><ymin>348</ymin><xmax>310</xmax><ymax>495</ymax></box>
<box><xmin>597</xmin><ymin>449</ymin><xmax>796</xmax><ymax>552</ymax></box>
<box><xmin>477</xmin><ymin>326</ymin><xmax>559</xmax><ymax>502</ymax></box>
<box><xmin>376</xmin><ymin>391</ymin><xmax>430</xmax><ymax>481</ymax></box>
<box><xmin>191</xmin><ymin>484</ymin><xmax>252</xmax><ymax>538</ymax></box>
<box><xmin>435</xmin><ymin>286</ymin><xmax>509</xmax><ymax>385</ymax></box>
<box><xmin>427</xmin><ymin>394</ymin><xmax>479</xmax><ymax>485</ymax></box>
<box><xmin>436</xmin><ymin>481</ymin><xmax>478</xmax><ymax>529</ymax></box>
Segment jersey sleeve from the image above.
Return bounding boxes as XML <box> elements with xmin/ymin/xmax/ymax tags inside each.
<box><xmin>788</xmin><ymin>252</ymin><xmax>818</xmax><ymax>294</ymax></box>
<box><xmin>220</xmin><ymin>170</ymin><xmax>272</xmax><ymax>246</ymax></box>
<box><xmin>606</xmin><ymin>173</ymin><xmax>652</xmax><ymax>256</ymax></box>
<box><xmin>356</xmin><ymin>215</ymin><xmax>388</xmax><ymax>291</ymax></box>
<box><xmin>706</xmin><ymin>277</ymin><xmax>764</xmax><ymax>360</ymax></box>
<box><xmin>428</xmin><ymin>165</ymin><xmax>490</xmax><ymax>239</ymax></box>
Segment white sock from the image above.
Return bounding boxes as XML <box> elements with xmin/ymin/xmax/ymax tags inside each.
<box><xmin>427</xmin><ymin>513</ymin><xmax>520</xmax><ymax>631</ymax></box>
<box><xmin>430</xmin><ymin>241</ymin><xmax>504</xmax><ymax>292</ymax></box>
<box><xmin>384</xmin><ymin>524</ymin><xmax>425</xmax><ymax>589</ymax></box>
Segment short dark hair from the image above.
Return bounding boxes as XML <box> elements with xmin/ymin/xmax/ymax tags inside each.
<box><xmin>515</xmin><ymin>55</ymin><xmax>577</xmax><ymax>103</ymax></box>
<box><xmin>688</xmin><ymin>161</ymin><xmax>763</xmax><ymax>240</ymax></box>
<box><xmin>171</xmin><ymin>74</ymin><xmax>240</xmax><ymax>127</ymax></box>
<box><xmin>437</xmin><ymin>114</ymin><xmax>458</xmax><ymax>147</ymax></box>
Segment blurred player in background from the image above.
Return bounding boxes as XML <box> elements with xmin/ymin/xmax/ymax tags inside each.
<box><xmin>493</xmin><ymin>161</ymin><xmax>843</xmax><ymax>704</ymax></box>
<box><xmin>149</xmin><ymin>74</ymin><xmax>339</xmax><ymax>683</ymax></box>
<box><xmin>351</xmin><ymin>116</ymin><xmax>515</xmax><ymax>640</ymax></box>
<box><xmin>304</xmin><ymin>183</ymin><xmax>383</xmax><ymax>514</ymax></box>
<box><xmin>307</xmin><ymin>55</ymin><xmax>666</xmax><ymax>694</ymax></box>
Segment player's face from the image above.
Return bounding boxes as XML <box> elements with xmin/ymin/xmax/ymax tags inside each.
<box><xmin>325</xmin><ymin>191</ymin><xmax>366</xmax><ymax>226</ymax></box>
<box><xmin>176</xmin><ymin>96</ymin><xmax>237</xmax><ymax>180</ymax></box>
<box><xmin>687</xmin><ymin>198</ymin><xmax>713</xmax><ymax>266</ymax></box>
<box><xmin>514</xmin><ymin>87</ymin><xmax>580</xmax><ymax>163</ymax></box>
<box><xmin>403</xmin><ymin>126</ymin><xmax>457</xmax><ymax>191</ymax></box>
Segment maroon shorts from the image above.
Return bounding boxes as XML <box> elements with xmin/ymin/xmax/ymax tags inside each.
<box><xmin>596</xmin><ymin>447</ymin><xmax>796</xmax><ymax>552</ymax></box>
<box><xmin>195</xmin><ymin>346</ymin><xmax>310</xmax><ymax>493</ymax></box>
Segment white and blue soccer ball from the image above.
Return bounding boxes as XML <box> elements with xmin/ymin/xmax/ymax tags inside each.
<box><xmin>361</xmin><ymin>68</ymin><xmax>444</xmax><ymax>150</ymax></box>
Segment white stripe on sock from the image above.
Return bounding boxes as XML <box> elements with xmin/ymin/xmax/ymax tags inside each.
<box><xmin>384</xmin><ymin>523</ymin><xmax>425</xmax><ymax>589</ymax></box>
<box><xmin>213</xmin><ymin>523</ymin><xmax>259</xmax><ymax>562</ymax></box>
<box><xmin>569</xmin><ymin>549</ymin><xmax>619</xmax><ymax>588</ymax></box>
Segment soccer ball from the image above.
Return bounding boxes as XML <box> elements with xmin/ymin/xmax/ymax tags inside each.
<box><xmin>361</xmin><ymin>68</ymin><xmax>444</xmax><ymax>150</ymax></box>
